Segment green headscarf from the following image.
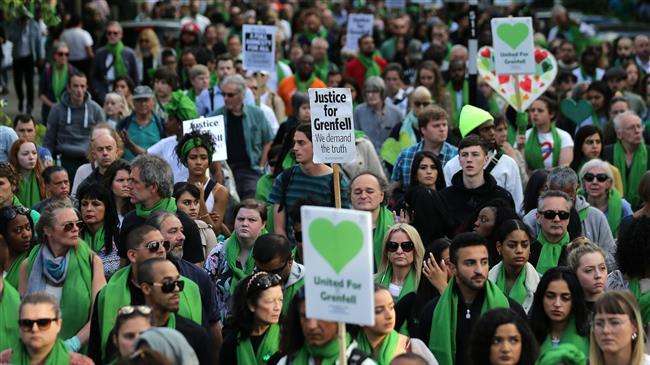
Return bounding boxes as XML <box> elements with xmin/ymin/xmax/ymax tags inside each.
<box><xmin>356</xmin><ymin>330</ymin><xmax>399</xmax><ymax>365</ymax></box>
<box><xmin>225</xmin><ymin>232</ymin><xmax>256</xmax><ymax>294</ymax></box>
<box><xmin>525</xmin><ymin>123</ymin><xmax>562</xmax><ymax>170</ymax></box>
<box><xmin>292</xmin><ymin>333</ymin><xmax>350</xmax><ymax>365</ymax></box>
<box><xmin>52</xmin><ymin>64</ymin><xmax>68</xmax><ymax>102</ymax></box>
<box><xmin>105</xmin><ymin>41</ymin><xmax>127</xmax><ymax>77</ymax></box>
<box><xmin>494</xmin><ymin>264</ymin><xmax>528</xmax><ymax>305</ymax></box>
<box><xmin>613</xmin><ymin>141</ymin><xmax>647</xmax><ymax>208</ymax></box>
<box><xmin>11</xmin><ymin>338</ymin><xmax>70</xmax><ymax>364</ymax></box>
<box><xmin>165</xmin><ymin>90</ymin><xmax>198</xmax><ymax>121</ymax></box>
<box><xmin>535</xmin><ymin>231</ymin><xmax>570</xmax><ymax>275</ymax></box>
<box><xmin>0</xmin><ymin>278</ymin><xmax>21</xmax><ymax>352</ymax></box>
<box><xmin>373</xmin><ymin>206</ymin><xmax>395</xmax><ymax>268</ymax></box>
<box><xmin>135</xmin><ymin>197</ymin><xmax>177</xmax><ymax>218</ymax></box>
<box><xmin>377</xmin><ymin>267</ymin><xmax>417</xmax><ymax>302</ymax></box>
<box><xmin>628</xmin><ymin>279</ymin><xmax>650</xmax><ymax>324</ymax></box>
<box><xmin>180</xmin><ymin>137</ymin><xmax>214</xmax><ymax>162</ymax></box>
<box><xmin>235</xmin><ymin>323</ymin><xmax>281</xmax><ymax>364</ymax></box>
<box><xmin>17</xmin><ymin>170</ymin><xmax>42</xmax><ymax>209</ymax></box>
<box><xmin>357</xmin><ymin>51</ymin><xmax>382</xmax><ymax>79</ymax></box>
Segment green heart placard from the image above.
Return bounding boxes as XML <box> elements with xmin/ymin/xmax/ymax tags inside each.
<box><xmin>497</xmin><ymin>23</ymin><xmax>530</xmax><ymax>50</ymax></box>
<box><xmin>560</xmin><ymin>99</ymin><xmax>594</xmax><ymax>125</ymax></box>
<box><xmin>308</xmin><ymin>218</ymin><xmax>364</xmax><ymax>274</ymax></box>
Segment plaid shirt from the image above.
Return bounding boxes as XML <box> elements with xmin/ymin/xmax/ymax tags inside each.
<box><xmin>391</xmin><ymin>141</ymin><xmax>458</xmax><ymax>187</ymax></box>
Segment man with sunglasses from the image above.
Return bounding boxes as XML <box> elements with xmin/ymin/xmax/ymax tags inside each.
<box><xmin>195</xmin><ymin>54</ymin><xmax>256</xmax><ymax>117</ymax></box>
<box><xmin>529</xmin><ymin>190</ymin><xmax>574</xmax><ymax>275</ymax></box>
<box><xmin>39</xmin><ymin>41</ymin><xmax>79</xmax><ymax>121</ymax></box>
<box><xmin>138</xmin><ymin>257</ymin><xmax>214</xmax><ymax>365</ymax></box>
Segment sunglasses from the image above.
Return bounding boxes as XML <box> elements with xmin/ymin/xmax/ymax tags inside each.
<box><xmin>19</xmin><ymin>317</ymin><xmax>58</xmax><ymax>331</ymax></box>
<box><xmin>386</xmin><ymin>241</ymin><xmax>415</xmax><ymax>253</ymax></box>
<box><xmin>256</xmin><ymin>260</ymin><xmax>289</xmax><ymax>276</ymax></box>
<box><xmin>107</xmin><ymin>31</ymin><xmax>120</xmax><ymax>36</ymax></box>
<box><xmin>0</xmin><ymin>205</ymin><xmax>30</xmax><ymax>221</ymax></box>
<box><xmin>118</xmin><ymin>305</ymin><xmax>152</xmax><ymax>317</ymax></box>
<box><xmin>61</xmin><ymin>221</ymin><xmax>83</xmax><ymax>232</ymax></box>
<box><xmin>583</xmin><ymin>173</ymin><xmax>608</xmax><ymax>183</ymax></box>
<box><xmin>540</xmin><ymin>210</ymin><xmax>571</xmax><ymax>220</ymax></box>
<box><xmin>247</xmin><ymin>272</ymin><xmax>282</xmax><ymax>291</ymax></box>
<box><xmin>146</xmin><ymin>279</ymin><xmax>185</xmax><ymax>294</ymax></box>
<box><xmin>414</xmin><ymin>101</ymin><xmax>431</xmax><ymax>108</ymax></box>
<box><xmin>136</xmin><ymin>240</ymin><xmax>170</xmax><ymax>253</ymax></box>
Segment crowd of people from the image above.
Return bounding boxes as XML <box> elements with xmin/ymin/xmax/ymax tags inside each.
<box><xmin>1</xmin><ymin>0</ymin><xmax>650</xmax><ymax>364</ymax></box>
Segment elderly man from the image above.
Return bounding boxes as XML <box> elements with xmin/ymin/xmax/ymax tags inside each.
<box><xmin>90</xmin><ymin>21</ymin><xmax>138</xmax><ymax>103</ymax></box>
<box><xmin>311</xmin><ymin>38</ymin><xmax>331</xmax><ymax>82</ymax></box>
<box><xmin>74</xmin><ymin>130</ymin><xmax>120</xmax><ymax>194</ymax></box>
<box><xmin>209</xmin><ymin>75</ymin><xmax>273</xmax><ymax>199</ymax></box>
<box><xmin>603</xmin><ymin>111</ymin><xmax>650</xmax><ymax>209</ymax></box>
<box><xmin>353</xmin><ymin>76</ymin><xmax>403</xmax><ymax>152</ymax></box>
<box><xmin>117</xmin><ymin>85</ymin><xmax>164</xmax><ymax>160</ymax></box>
<box><xmin>634</xmin><ymin>35</ymin><xmax>650</xmax><ymax>74</ymax></box>
<box><xmin>523</xmin><ymin>167</ymin><xmax>616</xmax><ymax>269</ymax></box>
<box><xmin>529</xmin><ymin>190</ymin><xmax>574</xmax><ymax>275</ymax></box>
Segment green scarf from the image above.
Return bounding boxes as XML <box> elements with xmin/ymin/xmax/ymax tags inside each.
<box><xmin>536</xmin><ymin>343</ymin><xmax>586</xmax><ymax>365</ymax></box>
<box><xmin>447</xmin><ymin>80</ymin><xmax>469</xmax><ymax>127</ymax></box>
<box><xmin>495</xmin><ymin>264</ymin><xmax>528</xmax><ymax>305</ymax></box>
<box><xmin>525</xmin><ymin>123</ymin><xmax>561</xmax><ymax>170</ymax></box>
<box><xmin>379</xmin><ymin>113</ymin><xmax>418</xmax><ymax>165</ymax></box>
<box><xmin>26</xmin><ymin>241</ymin><xmax>92</xmax><ymax>340</ymax></box>
<box><xmin>17</xmin><ymin>170</ymin><xmax>41</xmax><ymax>209</ymax></box>
<box><xmin>135</xmin><ymin>197</ymin><xmax>177</xmax><ymax>218</ymax></box>
<box><xmin>105</xmin><ymin>41</ymin><xmax>127</xmax><ymax>77</ymax></box>
<box><xmin>627</xmin><ymin>279</ymin><xmax>650</xmax><ymax>324</ymax></box>
<box><xmin>97</xmin><ymin>265</ymin><xmax>203</xmax><ymax>360</ymax></box>
<box><xmin>535</xmin><ymin>232</ymin><xmax>570</xmax><ymax>276</ymax></box>
<box><xmin>52</xmin><ymin>64</ymin><xmax>68</xmax><ymax>102</ymax></box>
<box><xmin>538</xmin><ymin>317</ymin><xmax>589</xmax><ymax>359</ymax></box>
<box><xmin>356</xmin><ymin>330</ymin><xmax>399</xmax><ymax>365</ymax></box>
<box><xmin>0</xmin><ymin>279</ymin><xmax>21</xmax><ymax>352</ymax></box>
<box><xmin>358</xmin><ymin>51</ymin><xmax>382</xmax><ymax>79</ymax></box>
<box><xmin>83</xmin><ymin>225</ymin><xmax>105</xmax><ymax>253</ymax></box>
<box><xmin>373</xmin><ymin>206</ymin><xmax>395</xmax><ymax>268</ymax></box>
<box><xmin>11</xmin><ymin>338</ymin><xmax>70</xmax><ymax>365</ymax></box>
<box><xmin>236</xmin><ymin>323</ymin><xmax>280</xmax><ymax>364</ymax></box>
<box><xmin>377</xmin><ymin>267</ymin><xmax>417</xmax><ymax>301</ymax></box>
<box><xmin>314</xmin><ymin>59</ymin><xmax>330</xmax><ymax>83</ymax></box>
<box><xmin>225</xmin><ymin>233</ymin><xmax>256</xmax><ymax>294</ymax></box>
<box><xmin>292</xmin><ymin>334</ymin><xmax>350</xmax><ymax>365</ymax></box>
<box><xmin>606</xmin><ymin>189</ymin><xmax>623</xmax><ymax>235</ymax></box>
<box><xmin>255</xmin><ymin>173</ymin><xmax>275</xmax><ymax>203</ymax></box>
<box><xmin>613</xmin><ymin>141</ymin><xmax>647</xmax><ymax>208</ymax></box>
<box><xmin>4</xmin><ymin>251</ymin><xmax>29</xmax><ymax>289</ymax></box>
<box><xmin>294</xmin><ymin>73</ymin><xmax>317</xmax><ymax>93</ymax></box>
<box><xmin>282</xmin><ymin>279</ymin><xmax>305</xmax><ymax>316</ymax></box>
<box><xmin>428</xmin><ymin>278</ymin><xmax>510</xmax><ymax>365</ymax></box>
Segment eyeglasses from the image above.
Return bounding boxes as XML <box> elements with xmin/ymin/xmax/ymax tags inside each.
<box><xmin>135</xmin><ymin>240</ymin><xmax>170</xmax><ymax>253</ymax></box>
<box><xmin>223</xmin><ymin>92</ymin><xmax>239</xmax><ymax>98</ymax></box>
<box><xmin>256</xmin><ymin>260</ymin><xmax>289</xmax><ymax>276</ymax></box>
<box><xmin>56</xmin><ymin>52</ymin><xmax>69</xmax><ymax>57</ymax></box>
<box><xmin>386</xmin><ymin>241</ymin><xmax>415</xmax><ymax>253</ymax></box>
<box><xmin>414</xmin><ymin>101</ymin><xmax>431</xmax><ymax>108</ymax></box>
<box><xmin>61</xmin><ymin>220</ymin><xmax>83</xmax><ymax>232</ymax></box>
<box><xmin>146</xmin><ymin>279</ymin><xmax>185</xmax><ymax>294</ymax></box>
<box><xmin>0</xmin><ymin>205</ymin><xmax>31</xmax><ymax>221</ymax></box>
<box><xmin>583</xmin><ymin>173</ymin><xmax>609</xmax><ymax>183</ymax></box>
<box><xmin>246</xmin><ymin>272</ymin><xmax>282</xmax><ymax>292</ymax></box>
<box><xmin>540</xmin><ymin>210</ymin><xmax>571</xmax><ymax>220</ymax></box>
<box><xmin>118</xmin><ymin>305</ymin><xmax>152</xmax><ymax>317</ymax></box>
<box><xmin>107</xmin><ymin>31</ymin><xmax>120</xmax><ymax>36</ymax></box>
<box><xmin>19</xmin><ymin>318</ymin><xmax>58</xmax><ymax>331</ymax></box>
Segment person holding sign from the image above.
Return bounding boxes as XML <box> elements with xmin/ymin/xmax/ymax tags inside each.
<box><xmin>344</xmin><ymin>34</ymin><xmax>387</xmax><ymax>91</ymax></box>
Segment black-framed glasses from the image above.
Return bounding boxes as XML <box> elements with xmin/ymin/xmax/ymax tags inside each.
<box><xmin>118</xmin><ymin>305</ymin><xmax>152</xmax><ymax>317</ymax></box>
<box><xmin>61</xmin><ymin>220</ymin><xmax>83</xmax><ymax>232</ymax></box>
<box><xmin>19</xmin><ymin>317</ymin><xmax>58</xmax><ymax>331</ymax></box>
<box><xmin>135</xmin><ymin>240</ymin><xmax>170</xmax><ymax>253</ymax></box>
<box><xmin>583</xmin><ymin>173</ymin><xmax>608</xmax><ymax>183</ymax></box>
<box><xmin>540</xmin><ymin>210</ymin><xmax>571</xmax><ymax>220</ymax></box>
<box><xmin>386</xmin><ymin>241</ymin><xmax>415</xmax><ymax>253</ymax></box>
<box><xmin>246</xmin><ymin>272</ymin><xmax>282</xmax><ymax>292</ymax></box>
<box><xmin>145</xmin><ymin>279</ymin><xmax>185</xmax><ymax>294</ymax></box>
<box><xmin>0</xmin><ymin>205</ymin><xmax>30</xmax><ymax>221</ymax></box>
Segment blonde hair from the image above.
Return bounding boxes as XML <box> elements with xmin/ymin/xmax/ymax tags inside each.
<box><xmin>566</xmin><ymin>238</ymin><xmax>606</xmax><ymax>272</ymax></box>
<box><xmin>104</xmin><ymin>92</ymin><xmax>131</xmax><ymax>118</ymax></box>
<box><xmin>376</xmin><ymin>223</ymin><xmax>425</xmax><ymax>287</ymax></box>
<box><xmin>589</xmin><ymin>291</ymin><xmax>645</xmax><ymax>365</ymax></box>
<box><xmin>135</xmin><ymin>28</ymin><xmax>161</xmax><ymax>59</ymax></box>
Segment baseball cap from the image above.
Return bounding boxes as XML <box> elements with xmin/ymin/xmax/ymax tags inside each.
<box><xmin>132</xmin><ymin>86</ymin><xmax>154</xmax><ymax>100</ymax></box>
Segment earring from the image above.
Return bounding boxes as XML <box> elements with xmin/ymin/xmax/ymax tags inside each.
<box><xmin>632</xmin><ymin>333</ymin><xmax>638</xmax><ymax>340</ymax></box>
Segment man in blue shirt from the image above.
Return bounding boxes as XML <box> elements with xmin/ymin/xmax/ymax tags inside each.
<box><xmin>117</xmin><ymin>86</ymin><xmax>164</xmax><ymax>160</ymax></box>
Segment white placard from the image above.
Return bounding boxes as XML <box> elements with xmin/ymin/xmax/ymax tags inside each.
<box><xmin>242</xmin><ymin>25</ymin><xmax>276</xmax><ymax>73</ymax></box>
<box><xmin>308</xmin><ymin>88</ymin><xmax>356</xmax><ymax>164</ymax></box>
<box><xmin>182</xmin><ymin>116</ymin><xmax>227</xmax><ymax>161</ymax></box>
<box><xmin>301</xmin><ymin>206</ymin><xmax>374</xmax><ymax>326</ymax></box>
<box><xmin>491</xmin><ymin>17</ymin><xmax>535</xmax><ymax>75</ymax></box>
<box><xmin>386</xmin><ymin>0</ymin><xmax>406</xmax><ymax>8</ymax></box>
<box><xmin>344</xmin><ymin>14</ymin><xmax>374</xmax><ymax>52</ymax></box>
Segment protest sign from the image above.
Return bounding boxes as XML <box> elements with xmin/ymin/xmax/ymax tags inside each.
<box><xmin>182</xmin><ymin>116</ymin><xmax>227</xmax><ymax>161</ymax></box>
<box><xmin>242</xmin><ymin>25</ymin><xmax>276</xmax><ymax>73</ymax></box>
<box><xmin>301</xmin><ymin>206</ymin><xmax>374</xmax><ymax>326</ymax></box>
<box><xmin>309</xmin><ymin>88</ymin><xmax>356</xmax><ymax>164</ymax></box>
<box><xmin>490</xmin><ymin>17</ymin><xmax>535</xmax><ymax>75</ymax></box>
<box><xmin>385</xmin><ymin>0</ymin><xmax>406</xmax><ymax>8</ymax></box>
<box><xmin>344</xmin><ymin>14</ymin><xmax>374</xmax><ymax>52</ymax></box>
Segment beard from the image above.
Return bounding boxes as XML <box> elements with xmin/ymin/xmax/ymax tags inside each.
<box><xmin>457</xmin><ymin>272</ymin><xmax>486</xmax><ymax>291</ymax></box>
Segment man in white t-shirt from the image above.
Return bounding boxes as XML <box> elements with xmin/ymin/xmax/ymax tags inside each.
<box><xmin>59</xmin><ymin>15</ymin><xmax>94</xmax><ymax>76</ymax></box>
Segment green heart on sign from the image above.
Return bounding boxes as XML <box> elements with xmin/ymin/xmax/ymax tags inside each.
<box><xmin>497</xmin><ymin>23</ymin><xmax>529</xmax><ymax>50</ymax></box>
<box><xmin>308</xmin><ymin>218</ymin><xmax>364</xmax><ymax>274</ymax></box>
<box><xmin>560</xmin><ymin>99</ymin><xmax>594</xmax><ymax>125</ymax></box>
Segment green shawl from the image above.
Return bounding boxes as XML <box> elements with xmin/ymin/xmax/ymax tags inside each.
<box><xmin>282</xmin><ymin>279</ymin><xmax>305</xmax><ymax>316</ymax></box>
<box><xmin>525</xmin><ymin>123</ymin><xmax>561</xmax><ymax>170</ymax></box>
<box><xmin>26</xmin><ymin>241</ymin><xmax>93</xmax><ymax>340</ymax></box>
<box><xmin>447</xmin><ymin>80</ymin><xmax>469</xmax><ymax>127</ymax></box>
<box><xmin>373</xmin><ymin>206</ymin><xmax>395</xmax><ymax>267</ymax></box>
<box><xmin>356</xmin><ymin>330</ymin><xmax>399</xmax><ymax>365</ymax></box>
<box><xmin>294</xmin><ymin>73</ymin><xmax>317</xmax><ymax>93</ymax></box>
<box><xmin>291</xmin><ymin>334</ymin><xmax>350</xmax><ymax>365</ymax></box>
<box><xmin>613</xmin><ymin>141</ymin><xmax>647</xmax><ymax>208</ymax></box>
<box><xmin>52</xmin><ymin>64</ymin><xmax>68</xmax><ymax>102</ymax></box>
<box><xmin>538</xmin><ymin>317</ymin><xmax>589</xmax><ymax>359</ymax></box>
<box><xmin>11</xmin><ymin>338</ymin><xmax>70</xmax><ymax>365</ymax></box>
<box><xmin>225</xmin><ymin>233</ymin><xmax>256</xmax><ymax>294</ymax></box>
<box><xmin>358</xmin><ymin>52</ymin><xmax>382</xmax><ymax>79</ymax></box>
<box><xmin>606</xmin><ymin>189</ymin><xmax>623</xmax><ymax>235</ymax></box>
<box><xmin>17</xmin><ymin>170</ymin><xmax>41</xmax><ymax>209</ymax></box>
<box><xmin>0</xmin><ymin>279</ymin><xmax>21</xmax><ymax>352</ymax></box>
<box><xmin>83</xmin><ymin>225</ymin><xmax>105</xmax><ymax>253</ymax></box>
<box><xmin>495</xmin><ymin>264</ymin><xmax>528</xmax><ymax>305</ymax></box>
<box><xmin>97</xmin><ymin>265</ymin><xmax>203</xmax><ymax>359</ymax></box>
<box><xmin>627</xmin><ymin>279</ymin><xmax>650</xmax><ymax>324</ymax></box>
<box><xmin>105</xmin><ymin>41</ymin><xmax>127</xmax><ymax>77</ymax></box>
<box><xmin>135</xmin><ymin>197</ymin><xmax>177</xmax><ymax>218</ymax></box>
<box><xmin>377</xmin><ymin>267</ymin><xmax>417</xmax><ymax>302</ymax></box>
<box><xmin>236</xmin><ymin>323</ymin><xmax>281</xmax><ymax>364</ymax></box>
<box><xmin>4</xmin><ymin>251</ymin><xmax>29</xmax><ymax>289</ymax></box>
<box><xmin>535</xmin><ymin>232</ymin><xmax>570</xmax><ymax>276</ymax></box>
<box><xmin>429</xmin><ymin>278</ymin><xmax>510</xmax><ymax>365</ymax></box>
<box><xmin>536</xmin><ymin>343</ymin><xmax>586</xmax><ymax>365</ymax></box>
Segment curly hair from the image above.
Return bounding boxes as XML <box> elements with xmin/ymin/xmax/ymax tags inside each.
<box><xmin>227</xmin><ymin>272</ymin><xmax>282</xmax><ymax>340</ymax></box>
<box><xmin>616</xmin><ymin>216</ymin><xmax>650</xmax><ymax>279</ymax></box>
<box><xmin>0</xmin><ymin>162</ymin><xmax>19</xmax><ymax>191</ymax></box>
<box><xmin>469</xmin><ymin>308</ymin><xmax>539</xmax><ymax>365</ymax></box>
<box><xmin>174</xmin><ymin>130</ymin><xmax>215</xmax><ymax>167</ymax></box>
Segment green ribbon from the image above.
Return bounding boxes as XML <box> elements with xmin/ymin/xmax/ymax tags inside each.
<box><xmin>135</xmin><ymin>197</ymin><xmax>177</xmax><ymax>218</ymax></box>
<box><xmin>525</xmin><ymin>123</ymin><xmax>562</xmax><ymax>170</ymax></box>
<box><xmin>613</xmin><ymin>141</ymin><xmax>647</xmax><ymax>208</ymax></box>
<box><xmin>292</xmin><ymin>334</ymin><xmax>350</xmax><ymax>365</ymax></box>
<box><xmin>105</xmin><ymin>41</ymin><xmax>127</xmax><ymax>77</ymax></box>
<box><xmin>294</xmin><ymin>73</ymin><xmax>317</xmax><ymax>93</ymax></box>
<box><xmin>282</xmin><ymin>279</ymin><xmax>305</xmax><ymax>316</ymax></box>
<box><xmin>538</xmin><ymin>317</ymin><xmax>590</xmax><ymax>360</ymax></box>
<box><xmin>628</xmin><ymin>279</ymin><xmax>650</xmax><ymax>325</ymax></box>
<box><xmin>0</xmin><ymin>278</ymin><xmax>21</xmax><ymax>352</ymax></box>
<box><xmin>377</xmin><ymin>267</ymin><xmax>417</xmax><ymax>302</ymax></box>
<box><xmin>357</xmin><ymin>51</ymin><xmax>382</xmax><ymax>79</ymax></box>
<box><xmin>236</xmin><ymin>323</ymin><xmax>280</xmax><ymax>364</ymax></box>
<box><xmin>225</xmin><ymin>233</ymin><xmax>256</xmax><ymax>294</ymax></box>
<box><xmin>11</xmin><ymin>338</ymin><xmax>70</xmax><ymax>364</ymax></box>
<box><xmin>535</xmin><ymin>232</ymin><xmax>570</xmax><ymax>275</ymax></box>
<box><xmin>52</xmin><ymin>64</ymin><xmax>68</xmax><ymax>102</ymax></box>
<box><xmin>83</xmin><ymin>225</ymin><xmax>105</xmax><ymax>253</ymax></box>
<box><xmin>495</xmin><ymin>264</ymin><xmax>528</xmax><ymax>305</ymax></box>
<box><xmin>356</xmin><ymin>330</ymin><xmax>399</xmax><ymax>365</ymax></box>
<box><xmin>428</xmin><ymin>278</ymin><xmax>510</xmax><ymax>365</ymax></box>
<box><xmin>16</xmin><ymin>170</ymin><xmax>41</xmax><ymax>209</ymax></box>
<box><xmin>4</xmin><ymin>251</ymin><xmax>29</xmax><ymax>289</ymax></box>
<box><xmin>373</xmin><ymin>206</ymin><xmax>395</xmax><ymax>268</ymax></box>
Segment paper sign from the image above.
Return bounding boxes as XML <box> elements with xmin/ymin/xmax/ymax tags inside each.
<box><xmin>385</xmin><ymin>0</ymin><xmax>406</xmax><ymax>8</ymax></box>
<box><xmin>182</xmin><ymin>116</ymin><xmax>227</xmax><ymax>161</ymax></box>
<box><xmin>301</xmin><ymin>206</ymin><xmax>374</xmax><ymax>326</ymax></box>
<box><xmin>491</xmin><ymin>17</ymin><xmax>535</xmax><ymax>74</ymax></box>
<box><xmin>344</xmin><ymin>14</ymin><xmax>374</xmax><ymax>52</ymax></box>
<box><xmin>308</xmin><ymin>88</ymin><xmax>356</xmax><ymax>164</ymax></box>
<box><xmin>242</xmin><ymin>25</ymin><xmax>276</xmax><ymax>73</ymax></box>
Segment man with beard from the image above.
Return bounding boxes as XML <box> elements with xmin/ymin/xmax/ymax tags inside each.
<box><xmin>278</xmin><ymin>54</ymin><xmax>327</xmax><ymax>116</ymax></box>
<box><xmin>344</xmin><ymin>34</ymin><xmax>388</xmax><ymax>91</ymax></box>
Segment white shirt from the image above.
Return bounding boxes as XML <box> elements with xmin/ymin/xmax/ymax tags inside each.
<box><xmin>71</xmin><ymin>163</ymin><xmax>94</xmax><ymax>198</ymax></box>
<box><xmin>258</xmin><ymin>102</ymin><xmax>279</xmax><ymax>136</ymax></box>
<box><xmin>147</xmin><ymin>136</ymin><xmax>189</xmax><ymax>184</ymax></box>
<box><xmin>524</xmin><ymin>127</ymin><xmax>574</xmax><ymax>168</ymax></box>
<box><xmin>60</xmin><ymin>27</ymin><xmax>93</xmax><ymax>61</ymax></box>
<box><xmin>443</xmin><ymin>151</ymin><xmax>524</xmax><ymax>212</ymax></box>
<box><xmin>572</xmin><ymin>67</ymin><xmax>605</xmax><ymax>84</ymax></box>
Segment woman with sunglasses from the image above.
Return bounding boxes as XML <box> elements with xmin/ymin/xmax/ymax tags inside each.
<box><xmin>9</xmin><ymin>138</ymin><xmax>46</xmax><ymax>209</ymax></box>
<box><xmin>102</xmin><ymin>159</ymin><xmax>133</xmax><ymax>225</ymax></box>
<box><xmin>590</xmin><ymin>291</ymin><xmax>650</xmax><ymax>365</ymax></box>
<box><xmin>578</xmin><ymin>159</ymin><xmax>632</xmax><ymax>236</ymax></box>
<box><xmin>77</xmin><ymin>181</ymin><xmax>121</xmax><ymax>278</ymax></box>
<box><xmin>108</xmin><ymin>305</ymin><xmax>153</xmax><ymax>363</ymax></box>
<box><xmin>567</xmin><ymin>239</ymin><xmax>608</xmax><ymax>314</ymax></box>
<box><xmin>488</xmin><ymin>219</ymin><xmax>540</xmax><ymax>313</ymax></box>
<box><xmin>0</xmin><ymin>205</ymin><xmax>36</xmax><ymax>289</ymax></box>
<box><xmin>571</xmin><ymin>126</ymin><xmax>624</xmax><ymax>193</ymax></box>
<box><xmin>220</xmin><ymin>272</ymin><xmax>283</xmax><ymax>365</ymax></box>
<box><xmin>18</xmin><ymin>198</ymin><xmax>106</xmax><ymax>352</ymax></box>
<box><xmin>529</xmin><ymin>267</ymin><xmax>590</xmax><ymax>359</ymax></box>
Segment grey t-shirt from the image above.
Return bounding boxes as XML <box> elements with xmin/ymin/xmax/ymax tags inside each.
<box><xmin>354</xmin><ymin>103</ymin><xmax>403</xmax><ymax>153</ymax></box>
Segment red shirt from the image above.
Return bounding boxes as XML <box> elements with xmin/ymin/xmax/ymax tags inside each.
<box><xmin>344</xmin><ymin>54</ymin><xmax>388</xmax><ymax>91</ymax></box>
